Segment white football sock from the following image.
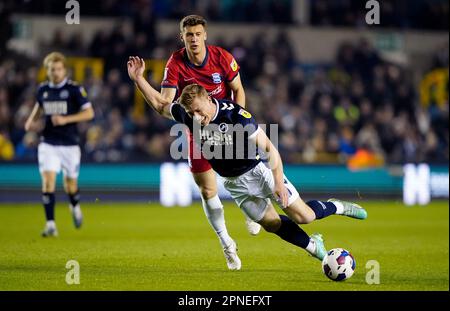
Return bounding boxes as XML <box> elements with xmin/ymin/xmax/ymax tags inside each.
<box><xmin>305</xmin><ymin>239</ymin><xmax>316</xmax><ymax>254</ymax></box>
<box><xmin>333</xmin><ymin>201</ymin><xmax>345</xmax><ymax>215</ymax></box>
<box><xmin>46</xmin><ymin>220</ymin><xmax>56</xmax><ymax>228</ymax></box>
<box><xmin>201</xmin><ymin>195</ymin><xmax>233</xmax><ymax>248</ymax></box>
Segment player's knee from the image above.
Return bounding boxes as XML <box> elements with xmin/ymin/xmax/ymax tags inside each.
<box><xmin>287</xmin><ymin>201</ymin><xmax>316</xmax><ymax>224</ymax></box>
<box><xmin>198</xmin><ymin>186</ymin><xmax>217</xmax><ymax>200</ymax></box>
<box><xmin>262</xmin><ymin>218</ymin><xmax>281</xmax><ymax>233</ymax></box>
<box><xmin>64</xmin><ymin>179</ymin><xmax>78</xmax><ymax>194</ymax></box>
<box><xmin>43</xmin><ymin>184</ymin><xmax>54</xmax><ymax>192</ymax></box>
<box><xmin>304</xmin><ymin>213</ymin><xmax>316</xmax><ymax>224</ymax></box>
<box><xmin>193</xmin><ymin>171</ymin><xmax>217</xmax><ymax>199</ymax></box>
<box><xmin>290</xmin><ymin>212</ymin><xmax>315</xmax><ymax>225</ymax></box>
<box><xmin>42</xmin><ymin>177</ymin><xmax>56</xmax><ymax>192</ymax></box>
<box><xmin>63</xmin><ymin>182</ymin><xmax>68</xmax><ymax>193</ymax></box>
<box><xmin>300</xmin><ymin>206</ymin><xmax>317</xmax><ymax>224</ymax></box>
<box><xmin>66</xmin><ymin>186</ymin><xmax>78</xmax><ymax>195</ymax></box>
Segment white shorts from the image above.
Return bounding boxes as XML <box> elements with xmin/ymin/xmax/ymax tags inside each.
<box><xmin>223</xmin><ymin>162</ymin><xmax>300</xmax><ymax>222</ymax></box>
<box><xmin>38</xmin><ymin>142</ymin><xmax>81</xmax><ymax>179</ymax></box>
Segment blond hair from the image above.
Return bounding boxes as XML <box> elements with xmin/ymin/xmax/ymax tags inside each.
<box><xmin>179</xmin><ymin>84</ymin><xmax>209</xmax><ymax>108</ymax></box>
<box><xmin>43</xmin><ymin>52</ymin><xmax>67</xmax><ymax>68</ymax></box>
<box><xmin>179</xmin><ymin>15</ymin><xmax>207</xmax><ymax>32</ymax></box>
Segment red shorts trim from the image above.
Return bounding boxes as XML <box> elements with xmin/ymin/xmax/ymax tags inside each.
<box><xmin>187</xmin><ymin>129</ymin><xmax>212</xmax><ymax>174</ymax></box>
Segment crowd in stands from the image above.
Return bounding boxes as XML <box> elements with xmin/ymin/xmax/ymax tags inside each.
<box><xmin>0</xmin><ymin>3</ymin><xmax>448</xmax><ymax>165</ymax></box>
<box><xmin>1</xmin><ymin>0</ymin><xmax>294</xmax><ymax>24</ymax></box>
<box><xmin>3</xmin><ymin>0</ymin><xmax>449</xmax><ymax>29</ymax></box>
<box><xmin>311</xmin><ymin>0</ymin><xmax>449</xmax><ymax>30</ymax></box>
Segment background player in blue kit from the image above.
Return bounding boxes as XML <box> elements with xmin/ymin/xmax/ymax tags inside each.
<box><xmin>128</xmin><ymin>56</ymin><xmax>367</xmax><ymax>263</ymax></box>
<box><xmin>24</xmin><ymin>52</ymin><xmax>95</xmax><ymax>237</ymax></box>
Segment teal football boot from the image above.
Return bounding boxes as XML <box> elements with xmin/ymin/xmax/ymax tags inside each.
<box><xmin>328</xmin><ymin>198</ymin><xmax>368</xmax><ymax>220</ymax></box>
<box><xmin>309</xmin><ymin>233</ymin><xmax>327</xmax><ymax>261</ymax></box>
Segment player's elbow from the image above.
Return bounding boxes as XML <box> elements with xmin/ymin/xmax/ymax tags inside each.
<box><xmin>155</xmin><ymin>103</ymin><xmax>166</xmax><ymax>116</ymax></box>
<box><xmin>155</xmin><ymin>99</ymin><xmax>171</xmax><ymax>116</ymax></box>
<box><xmin>267</xmin><ymin>151</ymin><xmax>282</xmax><ymax>170</ymax></box>
<box><xmin>86</xmin><ymin>107</ymin><xmax>95</xmax><ymax>120</ymax></box>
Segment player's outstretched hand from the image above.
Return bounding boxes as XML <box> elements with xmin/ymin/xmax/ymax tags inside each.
<box><xmin>51</xmin><ymin>115</ymin><xmax>67</xmax><ymax>126</ymax></box>
<box><xmin>274</xmin><ymin>181</ymin><xmax>289</xmax><ymax>208</ymax></box>
<box><xmin>127</xmin><ymin>56</ymin><xmax>145</xmax><ymax>82</ymax></box>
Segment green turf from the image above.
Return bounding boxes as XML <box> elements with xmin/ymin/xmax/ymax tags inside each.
<box><xmin>0</xmin><ymin>200</ymin><xmax>448</xmax><ymax>290</ymax></box>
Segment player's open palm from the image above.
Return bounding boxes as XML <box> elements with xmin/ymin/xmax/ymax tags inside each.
<box><xmin>127</xmin><ymin>56</ymin><xmax>145</xmax><ymax>82</ymax></box>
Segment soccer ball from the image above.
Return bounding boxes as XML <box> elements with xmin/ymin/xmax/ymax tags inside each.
<box><xmin>322</xmin><ymin>248</ymin><xmax>356</xmax><ymax>281</ymax></box>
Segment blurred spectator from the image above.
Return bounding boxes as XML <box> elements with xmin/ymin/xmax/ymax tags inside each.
<box><xmin>0</xmin><ymin>132</ymin><xmax>14</xmax><ymax>160</ymax></box>
<box><xmin>0</xmin><ymin>1</ymin><xmax>13</xmax><ymax>59</ymax></box>
<box><xmin>338</xmin><ymin>126</ymin><xmax>357</xmax><ymax>157</ymax></box>
<box><xmin>3</xmin><ymin>0</ymin><xmax>448</xmax><ymax>30</ymax></box>
<box><xmin>311</xmin><ymin>0</ymin><xmax>449</xmax><ymax>30</ymax></box>
<box><xmin>14</xmin><ymin>131</ymin><xmax>38</xmax><ymax>160</ymax></box>
<box><xmin>334</xmin><ymin>97</ymin><xmax>360</xmax><ymax>127</ymax></box>
<box><xmin>347</xmin><ymin>148</ymin><xmax>385</xmax><ymax>171</ymax></box>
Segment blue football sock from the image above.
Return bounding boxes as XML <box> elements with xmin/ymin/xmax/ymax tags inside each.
<box><xmin>68</xmin><ymin>191</ymin><xmax>80</xmax><ymax>207</ymax></box>
<box><xmin>274</xmin><ymin>215</ymin><xmax>310</xmax><ymax>249</ymax></box>
<box><xmin>307</xmin><ymin>200</ymin><xmax>337</xmax><ymax>219</ymax></box>
<box><xmin>42</xmin><ymin>192</ymin><xmax>55</xmax><ymax>221</ymax></box>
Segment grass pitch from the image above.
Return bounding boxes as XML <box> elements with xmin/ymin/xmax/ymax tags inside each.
<box><xmin>0</xmin><ymin>200</ymin><xmax>448</xmax><ymax>290</ymax></box>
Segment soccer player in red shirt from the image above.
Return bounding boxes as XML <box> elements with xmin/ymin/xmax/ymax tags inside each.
<box><xmin>158</xmin><ymin>15</ymin><xmax>260</xmax><ymax>270</ymax></box>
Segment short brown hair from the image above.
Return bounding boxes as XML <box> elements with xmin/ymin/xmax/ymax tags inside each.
<box><xmin>179</xmin><ymin>84</ymin><xmax>208</xmax><ymax>107</ymax></box>
<box><xmin>43</xmin><ymin>52</ymin><xmax>66</xmax><ymax>68</ymax></box>
<box><xmin>179</xmin><ymin>15</ymin><xmax>207</xmax><ymax>32</ymax></box>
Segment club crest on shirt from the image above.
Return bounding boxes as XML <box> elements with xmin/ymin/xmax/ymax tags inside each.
<box><xmin>219</xmin><ymin>123</ymin><xmax>229</xmax><ymax>133</ymax></box>
<box><xmin>60</xmin><ymin>90</ymin><xmax>69</xmax><ymax>99</ymax></box>
<box><xmin>238</xmin><ymin>108</ymin><xmax>252</xmax><ymax>119</ymax></box>
<box><xmin>230</xmin><ymin>59</ymin><xmax>238</xmax><ymax>72</ymax></box>
<box><xmin>211</xmin><ymin>73</ymin><xmax>221</xmax><ymax>84</ymax></box>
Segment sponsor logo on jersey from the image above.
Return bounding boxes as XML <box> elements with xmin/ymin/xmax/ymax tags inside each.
<box><xmin>238</xmin><ymin>108</ymin><xmax>252</xmax><ymax>119</ymax></box>
<box><xmin>43</xmin><ymin>101</ymin><xmax>68</xmax><ymax>115</ymax></box>
<box><xmin>43</xmin><ymin>92</ymin><xmax>48</xmax><ymax>99</ymax></box>
<box><xmin>80</xmin><ymin>87</ymin><xmax>88</xmax><ymax>98</ymax></box>
<box><xmin>200</xmin><ymin>129</ymin><xmax>233</xmax><ymax>146</ymax></box>
<box><xmin>60</xmin><ymin>90</ymin><xmax>69</xmax><ymax>99</ymax></box>
<box><xmin>230</xmin><ymin>59</ymin><xmax>238</xmax><ymax>72</ymax></box>
<box><xmin>211</xmin><ymin>73</ymin><xmax>222</xmax><ymax>84</ymax></box>
<box><xmin>209</xmin><ymin>85</ymin><xmax>223</xmax><ymax>96</ymax></box>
